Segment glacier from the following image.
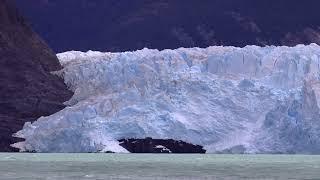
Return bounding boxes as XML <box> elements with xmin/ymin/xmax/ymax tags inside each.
<box><xmin>12</xmin><ymin>44</ymin><xmax>320</xmax><ymax>153</ymax></box>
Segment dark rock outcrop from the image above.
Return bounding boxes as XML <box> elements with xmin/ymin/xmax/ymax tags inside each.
<box><xmin>119</xmin><ymin>137</ymin><xmax>206</xmax><ymax>153</ymax></box>
<box><xmin>15</xmin><ymin>0</ymin><xmax>320</xmax><ymax>53</ymax></box>
<box><xmin>0</xmin><ymin>0</ymin><xmax>73</xmax><ymax>151</ymax></box>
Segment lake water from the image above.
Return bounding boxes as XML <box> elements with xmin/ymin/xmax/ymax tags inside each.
<box><xmin>0</xmin><ymin>154</ymin><xmax>319</xmax><ymax>180</ymax></box>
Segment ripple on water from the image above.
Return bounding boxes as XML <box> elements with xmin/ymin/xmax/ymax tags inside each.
<box><xmin>0</xmin><ymin>154</ymin><xmax>320</xmax><ymax>180</ymax></box>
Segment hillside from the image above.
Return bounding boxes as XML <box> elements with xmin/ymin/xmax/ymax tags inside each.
<box><xmin>15</xmin><ymin>0</ymin><xmax>320</xmax><ymax>52</ymax></box>
<box><xmin>0</xmin><ymin>0</ymin><xmax>72</xmax><ymax>151</ymax></box>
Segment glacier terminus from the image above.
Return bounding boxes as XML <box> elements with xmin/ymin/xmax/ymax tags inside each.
<box><xmin>12</xmin><ymin>44</ymin><xmax>320</xmax><ymax>154</ymax></box>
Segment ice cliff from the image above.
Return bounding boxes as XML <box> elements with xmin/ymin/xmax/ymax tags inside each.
<box><xmin>12</xmin><ymin>44</ymin><xmax>320</xmax><ymax>153</ymax></box>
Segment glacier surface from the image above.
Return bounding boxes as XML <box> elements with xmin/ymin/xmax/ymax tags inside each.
<box><xmin>12</xmin><ymin>44</ymin><xmax>320</xmax><ymax>153</ymax></box>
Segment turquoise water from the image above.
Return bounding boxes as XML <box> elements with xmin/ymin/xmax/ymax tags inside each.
<box><xmin>0</xmin><ymin>154</ymin><xmax>320</xmax><ymax>180</ymax></box>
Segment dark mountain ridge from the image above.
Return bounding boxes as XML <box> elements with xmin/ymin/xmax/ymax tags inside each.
<box><xmin>0</xmin><ymin>0</ymin><xmax>72</xmax><ymax>151</ymax></box>
<box><xmin>15</xmin><ymin>0</ymin><xmax>320</xmax><ymax>53</ymax></box>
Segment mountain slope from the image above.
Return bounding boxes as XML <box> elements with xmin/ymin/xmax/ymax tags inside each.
<box><xmin>0</xmin><ymin>0</ymin><xmax>72</xmax><ymax>151</ymax></box>
<box><xmin>15</xmin><ymin>0</ymin><xmax>320</xmax><ymax>52</ymax></box>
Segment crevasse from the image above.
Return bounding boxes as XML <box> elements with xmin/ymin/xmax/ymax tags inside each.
<box><xmin>12</xmin><ymin>44</ymin><xmax>320</xmax><ymax>153</ymax></box>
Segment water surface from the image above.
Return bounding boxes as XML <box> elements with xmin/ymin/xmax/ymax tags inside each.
<box><xmin>0</xmin><ymin>153</ymin><xmax>319</xmax><ymax>179</ymax></box>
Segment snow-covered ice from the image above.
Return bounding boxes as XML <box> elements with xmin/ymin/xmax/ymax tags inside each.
<box><xmin>12</xmin><ymin>44</ymin><xmax>320</xmax><ymax>153</ymax></box>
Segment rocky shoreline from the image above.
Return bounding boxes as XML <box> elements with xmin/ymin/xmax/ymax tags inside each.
<box><xmin>119</xmin><ymin>138</ymin><xmax>206</xmax><ymax>153</ymax></box>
